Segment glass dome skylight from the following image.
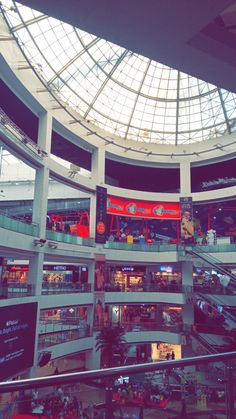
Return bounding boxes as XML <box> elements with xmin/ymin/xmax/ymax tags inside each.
<box><xmin>2</xmin><ymin>0</ymin><xmax>236</xmax><ymax>145</ymax></box>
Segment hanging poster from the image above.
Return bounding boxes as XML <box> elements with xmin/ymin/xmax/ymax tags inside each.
<box><xmin>180</xmin><ymin>197</ymin><xmax>194</xmax><ymax>243</ymax></box>
<box><xmin>95</xmin><ymin>186</ymin><xmax>107</xmax><ymax>243</ymax></box>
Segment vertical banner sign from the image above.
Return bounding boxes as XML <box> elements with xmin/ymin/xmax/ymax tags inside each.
<box><xmin>93</xmin><ymin>254</ymin><xmax>106</xmax><ymax>329</ymax></box>
<box><xmin>95</xmin><ymin>186</ymin><xmax>107</xmax><ymax>244</ymax></box>
<box><xmin>180</xmin><ymin>197</ymin><xmax>194</xmax><ymax>243</ymax></box>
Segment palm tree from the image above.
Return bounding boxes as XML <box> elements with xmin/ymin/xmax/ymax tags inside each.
<box><xmin>95</xmin><ymin>325</ymin><xmax>126</xmax><ymax>367</ymax></box>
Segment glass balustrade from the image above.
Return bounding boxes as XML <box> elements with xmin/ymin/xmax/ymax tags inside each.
<box><xmin>0</xmin><ymin>352</ymin><xmax>235</xmax><ymax>418</ymax></box>
<box><xmin>105</xmin><ymin>241</ymin><xmax>236</xmax><ymax>253</ymax></box>
<box><xmin>104</xmin><ymin>242</ymin><xmax>179</xmax><ymax>252</ymax></box>
<box><xmin>0</xmin><ymin>212</ymin><xmax>39</xmax><ymax>236</ymax></box>
<box><xmin>0</xmin><ymin>283</ymin><xmax>34</xmax><ymax>299</ymax></box>
<box><xmin>41</xmin><ymin>282</ymin><xmax>91</xmax><ymax>295</ymax></box>
<box><xmin>110</xmin><ymin>322</ymin><xmax>183</xmax><ymax>333</ymax></box>
<box><xmin>46</xmin><ymin>230</ymin><xmax>95</xmax><ymax>247</ymax></box>
<box><xmin>38</xmin><ymin>325</ymin><xmax>91</xmax><ymax>349</ymax></box>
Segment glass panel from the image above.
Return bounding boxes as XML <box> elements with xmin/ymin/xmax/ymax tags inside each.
<box><xmin>0</xmin><ymin>353</ymin><xmax>234</xmax><ymax>418</ymax></box>
<box><xmin>46</xmin><ymin>230</ymin><xmax>95</xmax><ymax>247</ymax></box>
<box><xmin>2</xmin><ymin>1</ymin><xmax>236</xmax><ymax>144</ymax></box>
<box><xmin>0</xmin><ymin>212</ymin><xmax>39</xmax><ymax>236</ymax></box>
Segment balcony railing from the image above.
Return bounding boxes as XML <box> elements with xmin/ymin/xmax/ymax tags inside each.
<box><xmin>105</xmin><ymin>283</ymin><xmax>183</xmax><ymax>293</ymax></box>
<box><xmin>0</xmin><ymin>211</ymin><xmax>39</xmax><ymax>236</ymax></box>
<box><xmin>38</xmin><ymin>325</ymin><xmax>91</xmax><ymax>349</ymax></box>
<box><xmin>104</xmin><ymin>241</ymin><xmax>179</xmax><ymax>252</ymax></box>
<box><xmin>0</xmin><ymin>283</ymin><xmax>34</xmax><ymax>299</ymax></box>
<box><xmin>41</xmin><ymin>282</ymin><xmax>91</xmax><ymax>295</ymax></box>
<box><xmin>0</xmin><ymin>352</ymin><xmax>235</xmax><ymax>419</ymax></box>
<box><xmin>0</xmin><ymin>107</ymin><xmax>47</xmax><ymax>158</ymax></box>
<box><xmin>112</xmin><ymin>322</ymin><xmax>183</xmax><ymax>333</ymax></box>
<box><xmin>105</xmin><ymin>240</ymin><xmax>236</xmax><ymax>253</ymax></box>
<box><xmin>46</xmin><ymin>230</ymin><xmax>95</xmax><ymax>247</ymax></box>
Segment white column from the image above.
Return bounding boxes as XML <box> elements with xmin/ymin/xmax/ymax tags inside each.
<box><xmin>29</xmin><ymin>304</ymin><xmax>41</xmax><ymax>377</ymax></box>
<box><xmin>32</xmin><ymin>166</ymin><xmax>49</xmax><ymax>238</ymax></box>
<box><xmin>87</xmin><ymin>260</ymin><xmax>95</xmax><ymax>292</ymax></box>
<box><xmin>92</xmin><ymin>146</ymin><xmax>105</xmax><ymax>185</ymax></box>
<box><xmin>85</xmin><ymin>345</ymin><xmax>101</xmax><ymax>370</ymax></box>
<box><xmin>89</xmin><ymin>193</ymin><xmax>96</xmax><ymax>238</ymax></box>
<box><xmin>182</xmin><ymin>261</ymin><xmax>194</xmax><ymax>326</ymax></box>
<box><xmin>28</xmin><ymin>252</ymin><xmax>44</xmax><ymax>295</ymax></box>
<box><xmin>181</xmin><ymin>261</ymin><xmax>194</xmax><ymax>357</ymax></box>
<box><xmin>37</xmin><ymin>111</ymin><xmax>52</xmax><ymax>153</ymax></box>
<box><xmin>180</xmin><ymin>161</ymin><xmax>191</xmax><ymax>195</ymax></box>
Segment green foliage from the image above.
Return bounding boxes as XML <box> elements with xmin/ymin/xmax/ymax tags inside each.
<box><xmin>95</xmin><ymin>325</ymin><xmax>126</xmax><ymax>367</ymax></box>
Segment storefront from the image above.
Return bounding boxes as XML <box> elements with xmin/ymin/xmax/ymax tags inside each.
<box><xmin>151</xmin><ymin>343</ymin><xmax>182</xmax><ymax>361</ymax></box>
<box><xmin>110</xmin><ymin>304</ymin><xmax>157</xmax><ymax>325</ymax></box>
<box><xmin>151</xmin><ymin>264</ymin><xmax>182</xmax><ymax>289</ymax></box>
<box><xmin>4</xmin><ymin>265</ymin><xmax>29</xmax><ymax>283</ymax></box>
<box><xmin>40</xmin><ymin>305</ymin><xmax>87</xmax><ymax>322</ymax></box>
<box><xmin>109</xmin><ymin>304</ymin><xmax>182</xmax><ymax>329</ymax></box>
<box><xmin>4</xmin><ymin>264</ymin><xmax>88</xmax><ymax>286</ymax></box>
<box><xmin>107</xmin><ymin>265</ymin><xmax>146</xmax><ymax>291</ymax></box>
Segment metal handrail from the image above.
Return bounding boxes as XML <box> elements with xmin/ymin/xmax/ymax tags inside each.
<box><xmin>0</xmin><ymin>351</ymin><xmax>235</xmax><ymax>393</ymax></box>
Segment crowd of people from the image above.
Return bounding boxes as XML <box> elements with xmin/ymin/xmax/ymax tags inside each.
<box><xmin>29</xmin><ymin>386</ymin><xmax>103</xmax><ymax>418</ymax></box>
<box><xmin>113</xmin><ymin>381</ymin><xmax>171</xmax><ymax>410</ymax></box>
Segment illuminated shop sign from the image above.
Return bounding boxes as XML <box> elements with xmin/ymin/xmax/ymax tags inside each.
<box><xmin>160</xmin><ymin>266</ymin><xmax>173</xmax><ymax>273</ymax></box>
<box><xmin>8</xmin><ymin>266</ymin><xmax>28</xmax><ymax>271</ymax></box>
<box><xmin>107</xmin><ymin>195</ymin><xmax>180</xmax><ymax>219</ymax></box>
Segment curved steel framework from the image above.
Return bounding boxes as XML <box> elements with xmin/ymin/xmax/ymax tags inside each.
<box><xmin>1</xmin><ymin>0</ymin><xmax>236</xmax><ymax>145</ymax></box>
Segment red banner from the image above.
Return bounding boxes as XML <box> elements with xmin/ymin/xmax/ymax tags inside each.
<box><xmin>107</xmin><ymin>195</ymin><xmax>180</xmax><ymax>219</ymax></box>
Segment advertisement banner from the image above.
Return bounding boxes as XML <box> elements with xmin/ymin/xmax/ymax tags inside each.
<box><xmin>95</xmin><ymin>186</ymin><xmax>107</xmax><ymax>243</ymax></box>
<box><xmin>93</xmin><ymin>254</ymin><xmax>106</xmax><ymax>329</ymax></box>
<box><xmin>0</xmin><ymin>302</ymin><xmax>38</xmax><ymax>380</ymax></box>
<box><xmin>180</xmin><ymin>197</ymin><xmax>194</xmax><ymax>243</ymax></box>
<box><xmin>107</xmin><ymin>195</ymin><xmax>180</xmax><ymax>219</ymax></box>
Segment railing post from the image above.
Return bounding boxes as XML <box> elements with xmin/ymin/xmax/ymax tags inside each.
<box><xmin>105</xmin><ymin>378</ymin><xmax>114</xmax><ymax>419</ymax></box>
<box><xmin>226</xmin><ymin>361</ymin><xmax>235</xmax><ymax>419</ymax></box>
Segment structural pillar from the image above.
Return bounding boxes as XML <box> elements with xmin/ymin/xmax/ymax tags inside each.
<box><xmin>85</xmin><ymin>341</ymin><xmax>101</xmax><ymax>370</ymax></box>
<box><xmin>180</xmin><ymin>161</ymin><xmax>191</xmax><ymax>195</ymax></box>
<box><xmin>32</xmin><ymin>111</ymin><xmax>52</xmax><ymax>238</ymax></box>
<box><xmin>28</xmin><ymin>252</ymin><xmax>44</xmax><ymax>296</ymax></box>
<box><xmin>89</xmin><ymin>193</ymin><xmax>96</xmax><ymax>239</ymax></box>
<box><xmin>90</xmin><ymin>147</ymin><xmax>106</xmax><ymax>238</ymax></box>
<box><xmin>87</xmin><ymin>260</ymin><xmax>95</xmax><ymax>292</ymax></box>
<box><xmin>182</xmin><ymin>261</ymin><xmax>194</xmax><ymax>325</ymax></box>
<box><xmin>37</xmin><ymin>111</ymin><xmax>52</xmax><ymax>153</ymax></box>
<box><xmin>181</xmin><ymin>261</ymin><xmax>194</xmax><ymax>357</ymax></box>
<box><xmin>32</xmin><ymin>167</ymin><xmax>50</xmax><ymax>238</ymax></box>
<box><xmin>91</xmin><ymin>146</ymin><xmax>105</xmax><ymax>185</ymax></box>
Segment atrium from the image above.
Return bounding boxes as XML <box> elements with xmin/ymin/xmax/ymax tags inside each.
<box><xmin>1</xmin><ymin>1</ymin><xmax>236</xmax><ymax>418</ymax></box>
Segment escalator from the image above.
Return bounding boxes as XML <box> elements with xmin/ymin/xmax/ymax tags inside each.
<box><xmin>190</xmin><ymin>331</ymin><xmax>218</xmax><ymax>354</ymax></box>
<box><xmin>186</xmin><ymin>247</ymin><xmax>236</xmax><ymax>286</ymax></box>
<box><xmin>196</xmin><ymin>292</ymin><xmax>236</xmax><ymax>335</ymax></box>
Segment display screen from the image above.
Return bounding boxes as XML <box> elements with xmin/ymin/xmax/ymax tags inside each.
<box><xmin>0</xmin><ymin>302</ymin><xmax>38</xmax><ymax>380</ymax></box>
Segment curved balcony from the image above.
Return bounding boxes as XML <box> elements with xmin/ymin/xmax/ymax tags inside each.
<box><xmin>38</xmin><ymin>325</ymin><xmax>91</xmax><ymax>349</ymax></box>
<box><xmin>41</xmin><ymin>282</ymin><xmax>91</xmax><ymax>295</ymax></box>
<box><xmin>46</xmin><ymin>230</ymin><xmax>95</xmax><ymax>247</ymax></box>
<box><xmin>0</xmin><ymin>282</ymin><xmax>34</xmax><ymax>299</ymax></box>
<box><xmin>120</xmin><ymin>322</ymin><xmax>183</xmax><ymax>334</ymax></box>
<box><xmin>104</xmin><ymin>241</ymin><xmax>179</xmax><ymax>252</ymax></box>
<box><xmin>105</xmin><ymin>283</ymin><xmax>183</xmax><ymax>293</ymax></box>
<box><xmin>0</xmin><ymin>211</ymin><xmax>39</xmax><ymax>236</ymax></box>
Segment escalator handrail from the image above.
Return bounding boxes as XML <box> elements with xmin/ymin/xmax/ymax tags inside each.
<box><xmin>186</xmin><ymin>249</ymin><xmax>236</xmax><ymax>282</ymax></box>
